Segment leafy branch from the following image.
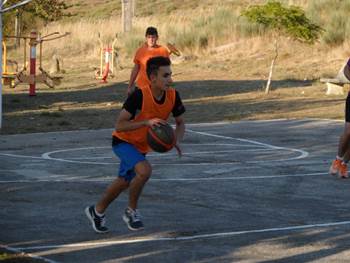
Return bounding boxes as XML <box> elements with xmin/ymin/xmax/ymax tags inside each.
<box><xmin>242</xmin><ymin>1</ymin><xmax>323</xmax><ymax>94</ymax></box>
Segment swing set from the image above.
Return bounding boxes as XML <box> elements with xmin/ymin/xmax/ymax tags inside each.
<box><xmin>2</xmin><ymin>30</ymin><xmax>69</xmax><ymax>95</ymax></box>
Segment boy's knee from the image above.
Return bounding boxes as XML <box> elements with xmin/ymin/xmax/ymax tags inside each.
<box><xmin>135</xmin><ymin>161</ymin><xmax>152</xmax><ymax>180</ymax></box>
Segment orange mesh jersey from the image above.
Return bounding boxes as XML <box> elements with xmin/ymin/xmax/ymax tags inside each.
<box><xmin>134</xmin><ymin>44</ymin><xmax>170</xmax><ymax>89</ymax></box>
<box><xmin>113</xmin><ymin>87</ymin><xmax>176</xmax><ymax>153</ymax></box>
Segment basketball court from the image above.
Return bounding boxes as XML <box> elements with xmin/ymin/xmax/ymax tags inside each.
<box><xmin>1</xmin><ymin>119</ymin><xmax>350</xmax><ymax>262</ymax></box>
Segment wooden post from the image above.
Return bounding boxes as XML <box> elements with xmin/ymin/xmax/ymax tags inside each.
<box><xmin>121</xmin><ymin>0</ymin><xmax>132</xmax><ymax>33</ymax></box>
<box><xmin>14</xmin><ymin>9</ymin><xmax>21</xmax><ymax>47</ymax></box>
<box><xmin>131</xmin><ymin>0</ymin><xmax>136</xmax><ymax>17</ymax></box>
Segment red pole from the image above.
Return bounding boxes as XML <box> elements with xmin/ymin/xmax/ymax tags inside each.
<box><xmin>29</xmin><ymin>31</ymin><xmax>37</xmax><ymax>96</ymax></box>
<box><xmin>101</xmin><ymin>47</ymin><xmax>111</xmax><ymax>83</ymax></box>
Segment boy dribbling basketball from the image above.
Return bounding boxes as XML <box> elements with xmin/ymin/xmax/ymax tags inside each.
<box><xmin>85</xmin><ymin>56</ymin><xmax>185</xmax><ymax>233</ymax></box>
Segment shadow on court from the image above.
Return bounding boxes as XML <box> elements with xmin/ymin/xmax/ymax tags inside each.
<box><xmin>1</xmin><ymin>119</ymin><xmax>350</xmax><ymax>262</ymax></box>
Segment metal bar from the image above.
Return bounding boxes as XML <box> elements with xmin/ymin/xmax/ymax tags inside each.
<box><xmin>1</xmin><ymin>0</ymin><xmax>8</xmax><ymax>8</ymax></box>
<box><xmin>40</xmin><ymin>32</ymin><xmax>70</xmax><ymax>42</ymax></box>
<box><xmin>0</xmin><ymin>0</ymin><xmax>32</xmax><ymax>12</ymax></box>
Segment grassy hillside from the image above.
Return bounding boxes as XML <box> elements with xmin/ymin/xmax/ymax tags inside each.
<box><xmin>15</xmin><ymin>1</ymin><xmax>348</xmax><ymax>59</ymax></box>
<box><xmin>65</xmin><ymin>0</ymin><xmax>263</xmax><ymax>19</ymax></box>
<box><xmin>26</xmin><ymin>0</ymin><xmax>346</xmax><ymax>84</ymax></box>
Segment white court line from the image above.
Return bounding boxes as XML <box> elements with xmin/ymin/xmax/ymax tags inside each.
<box><xmin>0</xmin><ymin>143</ymin><xmax>261</xmax><ymax>158</ymax></box>
<box><xmin>38</xmin><ymin>136</ymin><xmax>307</xmax><ymax>165</ymax></box>
<box><xmin>0</xmin><ymin>153</ymin><xmax>44</xmax><ymax>159</ymax></box>
<box><xmin>0</xmin><ymin>172</ymin><xmax>327</xmax><ymax>183</ymax></box>
<box><xmin>0</xmin><ymin>145</ymin><xmax>303</xmax><ymax>165</ymax></box>
<box><xmin>15</xmin><ymin>220</ymin><xmax>350</xmax><ymax>251</ymax></box>
<box><xmin>39</xmin><ymin>143</ymin><xmax>265</xmax><ymax>164</ymax></box>
<box><xmin>187</xmin><ymin>129</ymin><xmax>309</xmax><ymax>163</ymax></box>
<box><xmin>0</xmin><ymin>130</ymin><xmax>309</xmax><ymax>165</ymax></box>
<box><xmin>67</xmin><ymin>148</ymin><xmax>275</xmax><ymax>160</ymax></box>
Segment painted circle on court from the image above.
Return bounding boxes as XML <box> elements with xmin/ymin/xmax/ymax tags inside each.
<box><xmin>40</xmin><ymin>143</ymin><xmax>307</xmax><ymax>165</ymax></box>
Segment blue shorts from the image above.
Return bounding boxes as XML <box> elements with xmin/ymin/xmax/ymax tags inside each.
<box><xmin>112</xmin><ymin>142</ymin><xmax>146</xmax><ymax>182</ymax></box>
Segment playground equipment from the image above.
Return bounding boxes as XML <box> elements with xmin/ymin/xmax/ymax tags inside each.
<box><xmin>3</xmin><ymin>30</ymin><xmax>69</xmax><ymax>96</ymax></box>
<box><xmin>2</xmin><ymin>40</ymin><xmax>19</xmax><ymax>88</ymax></box>
<box><xmin>0</xmin><ymin>0</ymin><xmax>34</xmax><ymax>129</ymax></box>
<box><xmin>94</xmin><ymin>33</ymin><xmax>119</xmax><ymax>83</ymax></box>
<box><xmin>166</xmin><ymin>42</ymin><xmax>181</xmax><ymax>56</ymax></box>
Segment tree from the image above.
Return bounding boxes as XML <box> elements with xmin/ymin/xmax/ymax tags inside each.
<box><xmin>21</xmin><ymin>0</ymin><xmax>70</xmax><ymax>22</ymax></box>
<box><xmin>3</xmin><ymin>0</ymin><xmax>71</xmax><ymax>37</ymax></box>
<box><xmin>241</xmin><ymin>1</ymin><xmax>323</xmax><ymax>94</ymax></box>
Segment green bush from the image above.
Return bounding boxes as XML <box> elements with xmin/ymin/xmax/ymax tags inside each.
<box><xmin>242</xmin><ymin>1</ymin><xmax>322</xmax><ymax>43</ymax></box>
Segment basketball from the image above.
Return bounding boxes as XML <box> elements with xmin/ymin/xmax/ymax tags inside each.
<box><xmin>147</xmin><ymin>122</ymin><xmax>176</xmax><ymax>153</ymax></box>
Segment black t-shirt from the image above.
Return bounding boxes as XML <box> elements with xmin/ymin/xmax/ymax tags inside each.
<box><xmin>112</xmin><ymin>89</ymin><xmax>185</xmax><ymax>145</ymax></box>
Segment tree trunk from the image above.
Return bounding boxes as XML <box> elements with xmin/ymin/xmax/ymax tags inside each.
<box><xmin>14</xmin><ymin>9</ymin><xmax>22</xmax><ymax>48</ymax></box>
<box><xmin>14</xmin><ymin>11</ymin><xmax>19</xmax><ymax>47</ymax></box>
<box><xmin>121</xmin><ymin>0</ymin><xmax>132</xmax><ymax>32</ymax></box>
<box><xmin>265</xmin><ymin>38</ymin><xmax>278</xmax><ymax>94</ymax></box>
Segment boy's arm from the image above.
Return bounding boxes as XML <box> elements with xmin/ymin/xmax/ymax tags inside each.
<box><xmin>174</xmin><ymin>115</ymin><xmax>185</xmax><ymax>142</ymax></box>
<box><xmin>127</xmin><ymin>64</ymin><xmax>140</xmax><ymax>94</ymax></box>
<box><xmin>115</xmin><ymin>109</ymin><xmax>165</xmax><ymax>132</ymax></box>
<box><xmin>174</xmin><ymin>115</ymin><xmax>185</xmax><ymax>157</ymax></box>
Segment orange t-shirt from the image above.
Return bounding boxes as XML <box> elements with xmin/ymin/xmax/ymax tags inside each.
<box><xmin>134</xmin><ymin>44</ymin><xmax>170</xmax><ymax>89</ymax></box>
<box><xmin>113</xmin><ymin>87</ymin><xmax>176</xmax><ymax>153</ymax></box>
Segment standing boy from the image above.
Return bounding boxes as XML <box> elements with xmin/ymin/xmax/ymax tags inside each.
<box><xmin>329</xmin><ymin>60</ymin><xmax>350</xmax><ymax>178</ymax></box>
<box><xmin>127</xmin><ymin>26</ymin><xmax>170</xmax><ymax>94</ymax></box>
<box><xmin>329</xmin><ymin>95</ymin><xmax>350</xmax><ymax>179</ymax></box>
<box><xmin>86</xmin><ymin>56</ymin><xmax>185</xmax><ymax>233</ymax></box>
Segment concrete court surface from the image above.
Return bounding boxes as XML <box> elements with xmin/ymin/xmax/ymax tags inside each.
<box><xmin>1</xmin><ymin>119</ymin><xmax>350</xmax><ymax>263</ymax></box>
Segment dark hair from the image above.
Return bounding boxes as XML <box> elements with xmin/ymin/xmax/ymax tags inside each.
<box><xmin>145</xmin><ymin>26</ymin><xmax>158</xmax><ymax>36</ymax></box>
<box><xmin>146</xmin><ymin>56</ymin><xmax>171</xmax><ymax>79</ymax></box>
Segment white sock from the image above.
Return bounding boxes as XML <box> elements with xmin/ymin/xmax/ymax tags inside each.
<box><xmin>94</xmin><ymin>207</ymin><xmax>104</xmax><ymax>217</ymax></box>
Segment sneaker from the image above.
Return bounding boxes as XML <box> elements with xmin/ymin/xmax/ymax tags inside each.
<box><xmin>122</xmin><ymin>208</ymin><xmax>144</xmax><ymax>231</ymax></box>
<box><xmin>329</xmin><ymin>159</ymin><xmax>342</xmax><ymax>176</ymax></box>
<box><xmin>338</xmin><ymin>162</ymin><xmax>349</xmax><ymax>179</ymax></box>
<box><xmin>85</xmin><ymin>206</ymin><xmax>109</xmax><ymax>233</ymax></box>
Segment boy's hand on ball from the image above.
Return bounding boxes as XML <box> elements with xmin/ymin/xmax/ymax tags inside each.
<box><xmin>147</xmin><ymin>118</ymin><xmax>166</xmax><ymax>128</ymax></box>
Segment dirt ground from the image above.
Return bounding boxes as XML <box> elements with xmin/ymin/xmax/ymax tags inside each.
<box><xmin>0</xmin><ymin>57</ymin><xmax>348</xmax><ymax>135</ymax></box>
